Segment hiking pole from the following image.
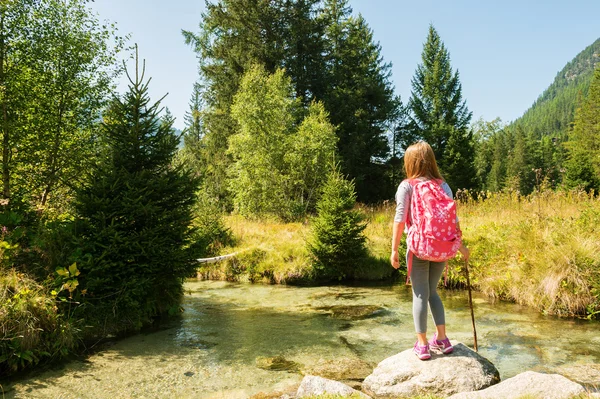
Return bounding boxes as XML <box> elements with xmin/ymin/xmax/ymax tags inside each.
<box><xmin>464</xmin><ymin>258</ymin><xmax>478</xmax><ymax>352</ymax></box>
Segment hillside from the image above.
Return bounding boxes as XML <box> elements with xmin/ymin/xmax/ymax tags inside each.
<box><xmin>512</xmin><ymin>38</ymin><xmax>600</xmax><ymax>138</ymax></box>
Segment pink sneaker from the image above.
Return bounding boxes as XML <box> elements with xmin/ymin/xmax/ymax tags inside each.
<box><xmin>429</xmin><ymin>333</ymin><xmax>453</xmax><ymax>354</ymax></box>
<box><xmin>413</xmin><ymin>342</ymin><xmax>431</xmax><ymax>360</ymax></box>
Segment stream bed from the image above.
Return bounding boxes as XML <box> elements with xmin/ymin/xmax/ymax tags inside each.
<box><xmin>4</xmin><ymin>280</ymin><xmax>600</xmax><ymax>398</ymax></box>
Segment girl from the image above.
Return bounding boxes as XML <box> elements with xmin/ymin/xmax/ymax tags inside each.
<box><xmin>390</xmin><ymin>141</ymin><xmax>470</xmax><ymax>360</ymax></box>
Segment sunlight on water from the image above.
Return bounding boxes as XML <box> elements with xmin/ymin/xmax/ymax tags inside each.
<box><xmin>5</xmin><ymin>280</ymin><xmax>600</xmax><ymax>398</ymax></box>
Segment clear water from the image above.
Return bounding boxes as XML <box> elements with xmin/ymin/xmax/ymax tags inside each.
<box><xmin>4</xmin><ymin>280</ymin><xmax>600</xmax><ymax>398</ymax></box>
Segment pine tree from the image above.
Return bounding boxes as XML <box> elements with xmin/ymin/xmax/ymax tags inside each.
<box><xmin>486</xmin><ymin>132</ymin><xmax>508</xmax><ymax>192</ymax></box>
<box><xmin>564</xmin><ymin>66</ymin><xmax>600</xmax><ymax>191</ymax></box>
<box><xmin>282</xmin><ymin>0</ymin><xmax>327</xmax><ymax>105</ymax></box>
<box><xmin>505</xmin><ymin>125</ymin><xmax>534</xmax><ymax>193</ymax></box>
<box><xmin>308</xmin><ymin>164</ymin><xmax>367</xmax><ymax>280</ymax></box>
<box><xmin>321</xmin><ymin>2</ymin><xmax>401</xmax><ymax>201</ymax></box>
<box><xmin>75</xmin><ymin>52</ymin><xmax>200</xmax><ymax>333</ymax></box>
<box><xmin>408</xmin><ymin>25</ymin><xmax>475</xmax><ymax>190</ymax></box>
<box><xmin>180</xmin><ymin>81</ymin><xmax>205</xmax><ymax>178</ymax></box>
<box><xmin>443</xmin><ymin>126</ymin><xmax>477</xmax><ymax>191</ymax></box>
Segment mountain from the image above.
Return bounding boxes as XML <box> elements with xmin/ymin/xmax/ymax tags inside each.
<box><xmin>512</xmin><ymin>38</ymin><xmax>600</xmax><ymax>139</ymax></box>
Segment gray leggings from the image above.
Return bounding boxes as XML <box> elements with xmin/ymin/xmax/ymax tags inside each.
<box><xmin>408</xmin><ymin>252</ymin><xmax>446</xmax><ymax>333</ymax></box>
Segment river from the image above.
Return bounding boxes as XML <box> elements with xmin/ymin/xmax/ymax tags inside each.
<box><xmin>3</xmin><ymin>280</ymin><xmax>600</xmax><ymax>398</ymax></box>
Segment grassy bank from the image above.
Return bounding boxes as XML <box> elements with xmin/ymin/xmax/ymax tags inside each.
<box><xmin>199</xmin><ymin>189</ymin><xmax>600</xmax><ymax>319</ymax></box>
<box><xmin>456</xmin><ymin>189</ymin><xmax>600</xmax><ymax>318</ymax></box>
<box><xmin>197</xmin><ymin>215</ymin><xmax>396</xmax><ymax>284</ymax></box>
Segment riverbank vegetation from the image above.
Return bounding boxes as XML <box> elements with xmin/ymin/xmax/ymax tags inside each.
<box><xmin>200</xmin><ymin>188</ymin><xmax>600</xmax><ymax>319</ymax></box>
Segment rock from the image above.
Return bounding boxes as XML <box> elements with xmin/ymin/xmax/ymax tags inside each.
<box><xmin>255</xmin><ymin>356</ymin><xmax>300</xmax><ymax>372</ymax></box>
<box><xmin>556</xmin><ymin>363</ymin><xmax>600</xmax><ymax>387</ymax></box>
<box><xmin>448</xmin><ymin>371</ymin><xmax>587</xmax><ymax>399</ymax></box>
<box><xmin>315</xmin><ymin>305</ymin><xmax>386</xmax><ymax>320</ymax></box>
<box><xmin>362</xmin><ymin>343</ymin><xmax>499</xmax><ymax>398</ymax></box>
<box><xmin>296</xmin><ymin>375</ymin><xmax>371</xmax><ymax>398</ymax></box>
<box><xmin>303</xmin><ymin>357</ymin><xmax>374</xmax><ymax>381</ymax></box>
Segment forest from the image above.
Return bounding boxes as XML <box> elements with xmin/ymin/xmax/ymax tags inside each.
<box><xmin>1</xmin><ymin>0</ymin><xmax>599</xmax><ymax>377</ymax></box>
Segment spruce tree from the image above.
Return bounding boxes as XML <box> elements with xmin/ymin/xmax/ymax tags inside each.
<box><xmin>283</xmin><ymin>0</ymin><xmax>327</xmax><ymax>105</ymax></box>
<box><xmin>180</xmin><ymin>81</ymin><xmax>205</xmax><ymax>178</ymax></box>
<box><xmin>443</xmin><ymin>126</ymin><xmax>477</xmax><ymax>192</ymax></box>
<box><xmin>564</xmin><ymin>66</ymin><xmax>600</xmax><ymax>191</ymax></box>
<box><xmin>75</xmin><ymin>52</ymin><xmax>200</xmax><ymax>333</ymax></box>
<box><xmin>308</xmin><ymin>164</ymin><xmax>367</xmax><ymax>280</ymax></box>
<box><xmin>322</xmin><ymin>2</ymin><xmax>401</xmax><ymax>201</ymax></box>
<box><xmin>505</xmin><ymin>125</ymin><xmax>535</xmax><ymax>194</ymax></box>
<box><xmin>486</xmin><ymin>132</ymin><xmax>508</xmax><ymax>192</ymax></box>
<box><xmin>408</xmin><ymin>25</ymin><xmax>475</xmax><ymax>190</ymax></box>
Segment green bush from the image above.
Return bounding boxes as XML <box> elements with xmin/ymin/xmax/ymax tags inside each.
<box><xmin>0</xmin><ymin>206</ymin><xmax>46</xmax><ymax>280</ymax></box>
<box><xmin>308</xmin><ymin>166</ymin><xmax>368</xmax><ymax>280</ymax></box>
<box><xmin>192</xmin><ymin>191</ymin><xmax>233</xmax><ymax>258</ymax></box>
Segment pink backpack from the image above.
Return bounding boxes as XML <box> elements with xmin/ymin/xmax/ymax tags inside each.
<box><xmin>405</xmin><ymin>179</ymin><xmax>462</xmax><ymax>284</ymax></box>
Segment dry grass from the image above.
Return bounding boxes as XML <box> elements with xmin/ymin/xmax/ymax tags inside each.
<box><xmin>455</xmin><ymin>189</ymin><xmax>600</xmax><ymax>318</ymax></box>
<box><xmin>364</xmin><ymin>189</ymin><xmax>600</xmax><ymax>318</ymax></box>
<box><xmin>198</xmin><ymin>189</ymin><xmax>600</xmax><ymax>318</ymax></box>
<box><xmin>197</xmin><ymin>215</ymin><xmax>313</xmax><ymax>284</ymax></box>
<box><xmin>198</xmin><ymin>211</ymin><xmax>395</xmax><ymax>284</ymax></box>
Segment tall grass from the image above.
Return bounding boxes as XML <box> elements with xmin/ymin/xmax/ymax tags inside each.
<box><xmin>454</xmin><ymin>189</ymin><xmax>600</xmax><ymax>318</ymax></box>
<box><xmin>200</xmin><ymin>189</ymin><xmax>600</xmax><ymax>318</ymax></box>
<box><xmin>0</xmin><ymin>268</ymin><xmax>79</xmax><ymax>374</ymax></box>
<box><xmin>356</xmin><ymin>189</ymin><xmax>600</xmax><ymax>318</ymax></box>
<box><xmin>197</xmin><ymin>215</ymin><xmax>314</xmax><ymax>284</ymax></box>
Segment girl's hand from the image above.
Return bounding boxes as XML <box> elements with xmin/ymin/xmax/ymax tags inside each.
<box><xmin>459</xmin><ymin>245</ymin><xmax>470</xmax><ymax>262</ymax></box>
<box><xmin>390</xmin><ymin>250</ymin><xmax>400</xmax><ymax>269</ymax></box>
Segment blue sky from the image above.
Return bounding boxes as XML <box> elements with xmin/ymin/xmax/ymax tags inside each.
<box><xmin>88</xmin><ymin>1</ymin><xmax>600</xmax><ymax>131</ymax></box>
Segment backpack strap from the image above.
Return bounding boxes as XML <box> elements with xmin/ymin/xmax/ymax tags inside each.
<box><xmin>403</xmin><ymin>178</ymin><xmax>421</xmax><ymax>229</ymax></box>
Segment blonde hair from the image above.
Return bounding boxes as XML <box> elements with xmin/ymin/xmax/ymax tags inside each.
<box><xmin>404</xmin><ymin>141</ymin><xmax>443</xmax><ymax>180</ymax></box>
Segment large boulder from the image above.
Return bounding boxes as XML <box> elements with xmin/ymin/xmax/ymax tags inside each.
<box><xmin>296</xmin><ymin>375</ymin><xmax>371</xmax><ymax>398</ymax></box>
<box><xmin>556</xmin><ymin>363</ymin><xmax>600</xmax><ymax>387</ymax></box>
<box><xmin>362</xmin><ymin>343</ymin><xmax>499</xmax><ymax>398</ymax></box>
<box><xmin>448</xmin><ymin>371</ymin><xmax>587</xmax><ymax>399</ymax></box>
